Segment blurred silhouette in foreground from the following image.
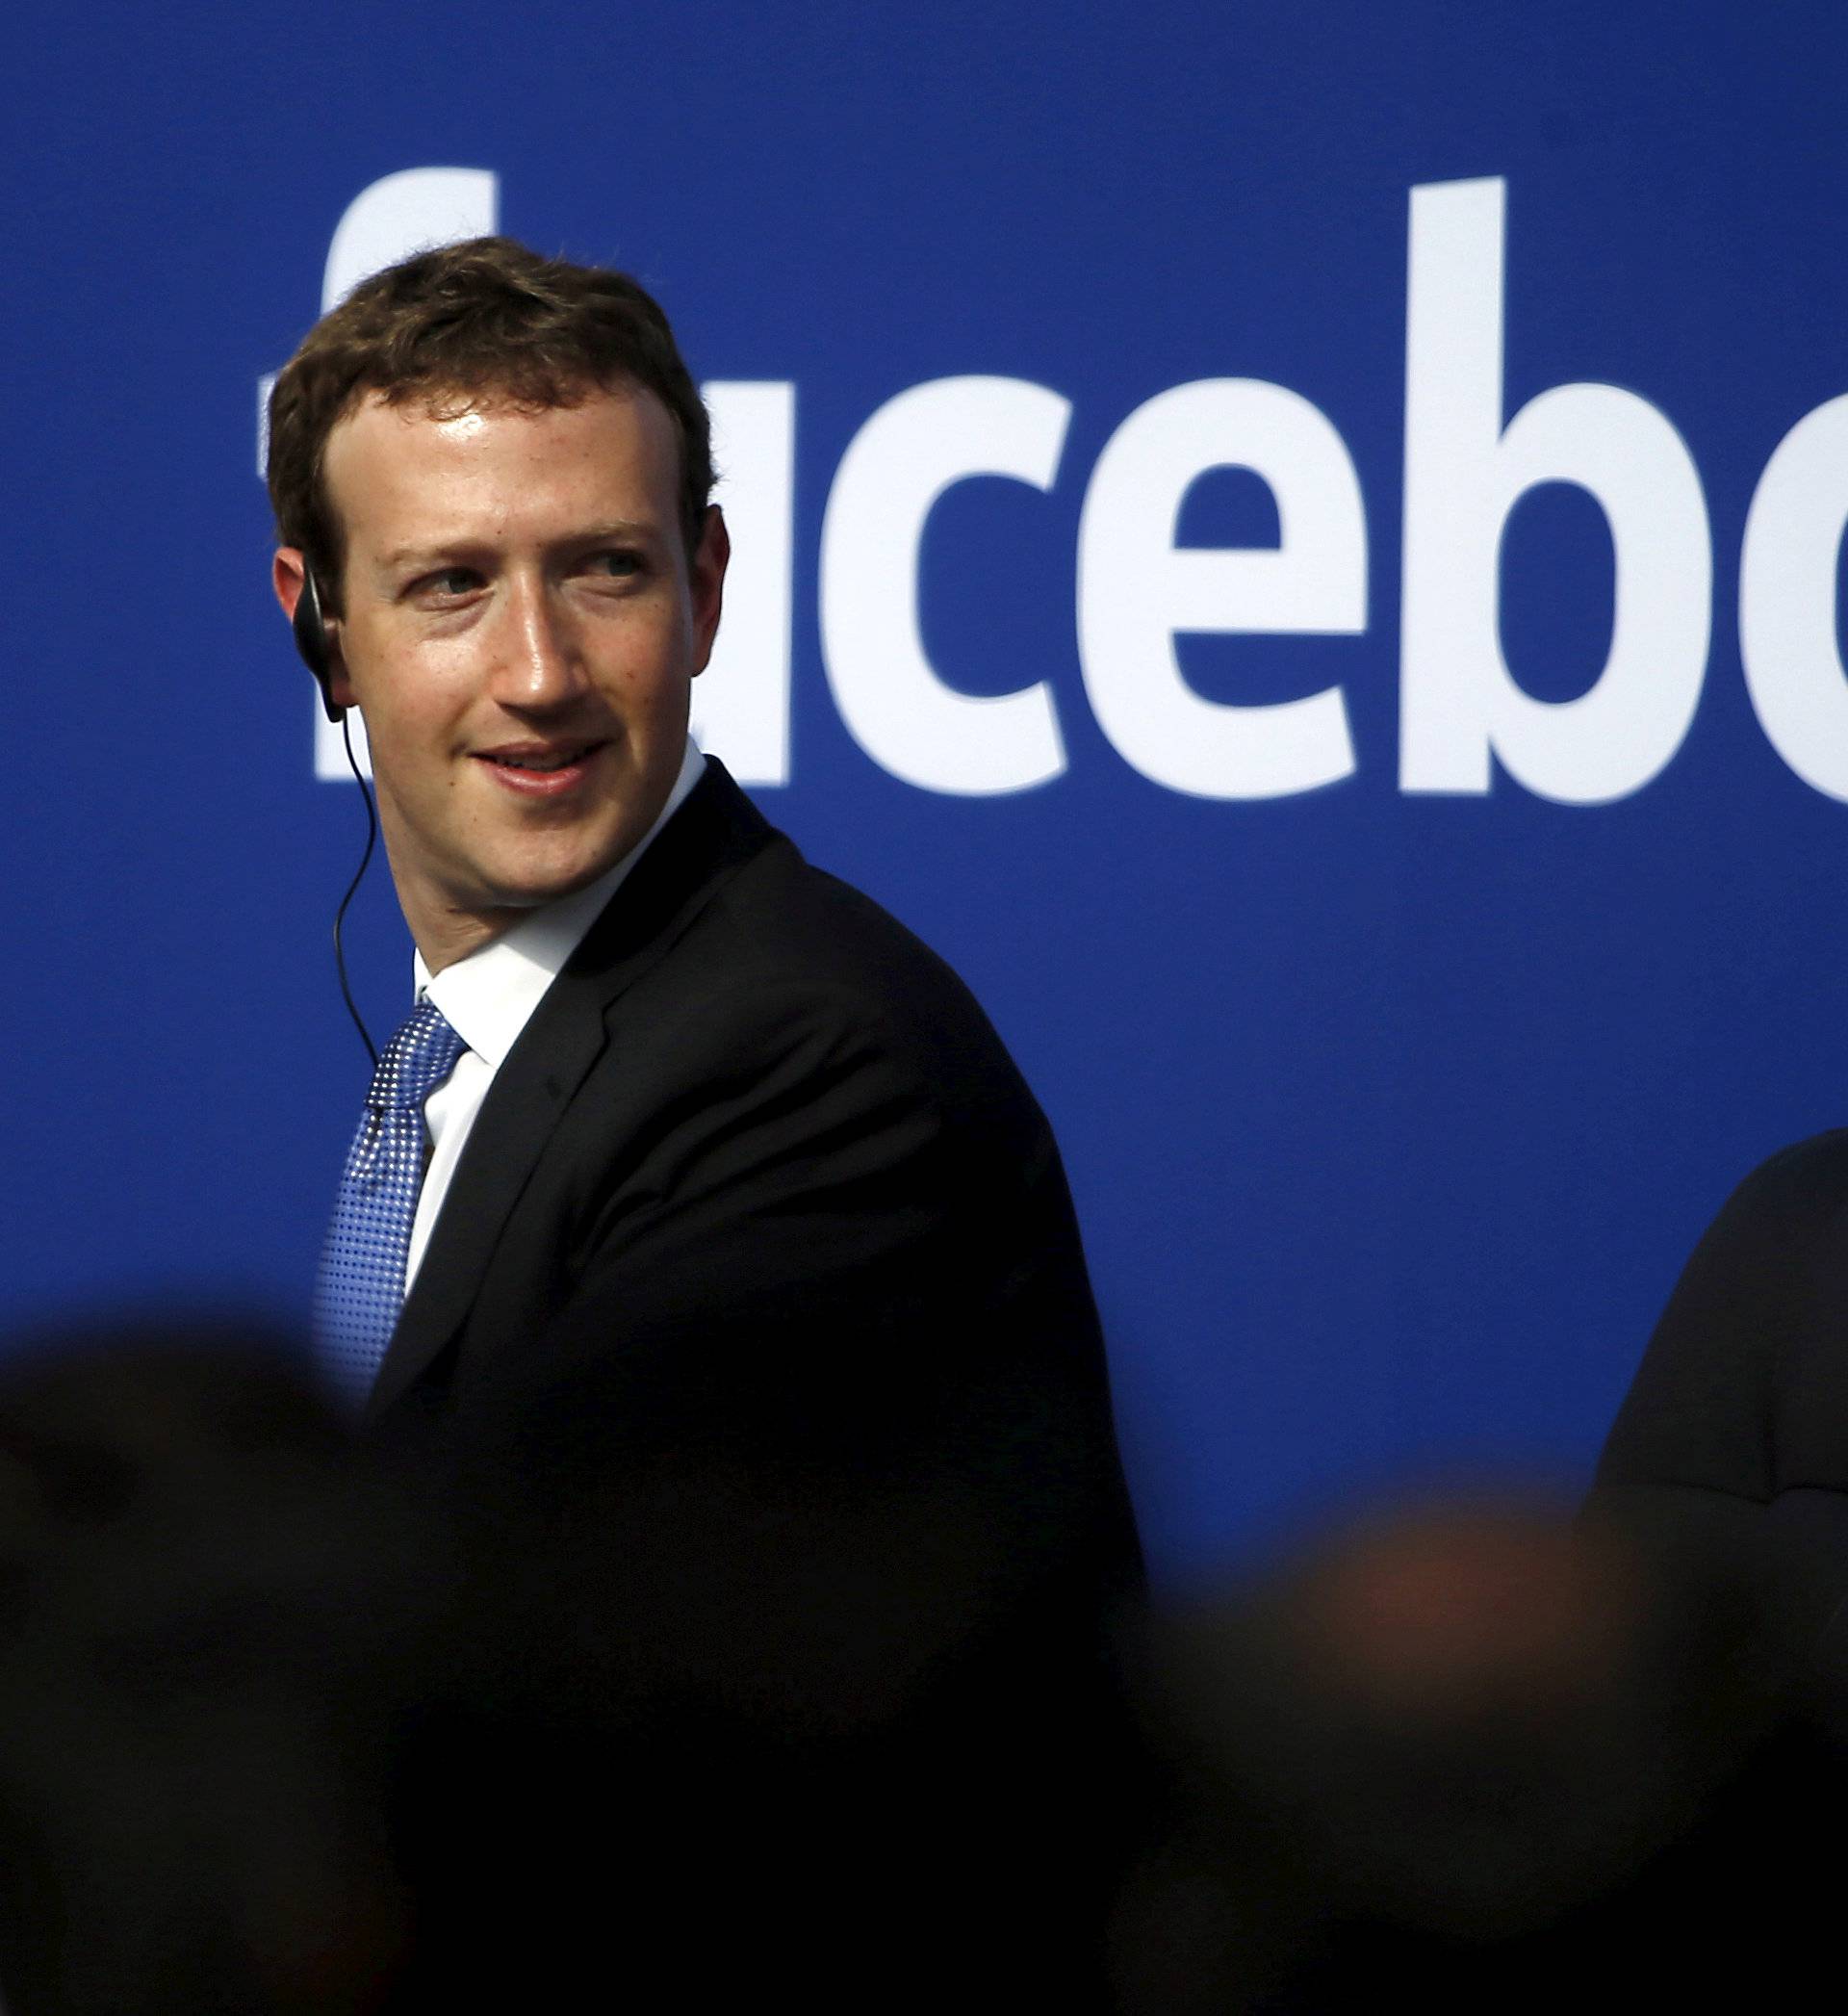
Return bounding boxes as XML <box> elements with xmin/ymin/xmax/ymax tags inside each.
<box><xmin>0</xmin><ymin>1321</ymin><xmax>1844</xmax><ymax>2012</ymax></box>
<box><xmin>1112</xmin><ymin>1494</ymin><xmax>1840</xmax><ymax>2013</ymax></box>
<box><xmin>0</xmin><ymin>1296</ymin><xmax>1142</xmax><ymax>2012</ymax></box>
<box><xmin>0</xmin><ymin>1328</ymin><xmax>421</xmax><ymax>2016</ymax></box>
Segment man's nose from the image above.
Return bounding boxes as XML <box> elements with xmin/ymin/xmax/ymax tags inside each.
<box><xmin>488</xmin><ymin>579</ymin><xmax>589</xmax><ymax>709</ymax></box>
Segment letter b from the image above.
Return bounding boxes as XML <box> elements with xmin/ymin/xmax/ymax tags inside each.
<box><xmin>1399</xmin><ymin>178</ymin><xmax>1711</xmax><ymax>804</ymax></box>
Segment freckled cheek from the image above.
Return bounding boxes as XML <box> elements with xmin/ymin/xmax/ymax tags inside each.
<box><xmin>364</xmin><ymin>708</ymin><xmax>476</xmax><ymax>807</ymax></box>
<box><xmin>595</xmin><ymin>613</ymin><xmax>694</xmax><ymax>690</ymax></box>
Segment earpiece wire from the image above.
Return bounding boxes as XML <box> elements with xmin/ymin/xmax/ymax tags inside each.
<box><xmin>333</xmin><ymin>712</ymin><xmax>379</xmax><ymax>1070</ymax></box>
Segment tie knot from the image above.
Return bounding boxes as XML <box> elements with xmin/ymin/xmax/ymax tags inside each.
<box><xmin>370</xmin><ymin>998</ymin><xmax>467</xmax><ymax>1114</ymax></box>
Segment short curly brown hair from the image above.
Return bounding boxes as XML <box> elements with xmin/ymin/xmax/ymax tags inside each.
<box><xmin>266</xmin><ymin>236</ymin><xmax>713</xmax><ymax>612</ymax></box>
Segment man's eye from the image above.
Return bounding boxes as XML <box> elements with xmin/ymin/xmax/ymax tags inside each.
<box><xmin>417</xmin><ymin>568</ymin><xmax>480</xmax><ymax>600</ymax></box>
<box><xmin>586</xmin><ymin>550</ymin><xmax>642</xmax><ymax>580</ymax></box>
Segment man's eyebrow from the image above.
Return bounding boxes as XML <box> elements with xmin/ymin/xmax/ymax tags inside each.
<box><xmin>372</xmin><ymin>521</ymin><xmax>666</xmax><ymax>571</ymax></box>
<box><xmin>375</xmin><ymin>544</ymin><xmax>468</xmax><ymax>572</ymax></box>
<box><xmin>570</xmin><ymin>519</ymin><xmax>665</xmax><ymax>544</ymax></box>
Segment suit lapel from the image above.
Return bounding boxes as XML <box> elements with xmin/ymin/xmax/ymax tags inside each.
<box><xmin>366</xmin><ymin>761</ymin><xmax>778</xmax><ymax>1423</ymax></box>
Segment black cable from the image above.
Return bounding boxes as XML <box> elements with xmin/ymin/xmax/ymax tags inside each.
<box><xmin>332</xmin><ymin>713</ymin><xmax>379</xmax><ymax>1070</ymax></box>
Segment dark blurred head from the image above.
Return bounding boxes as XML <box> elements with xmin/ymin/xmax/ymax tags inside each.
<box><xmin>0</xmin><ymin>1324</ymin><xmax>425</xmax><ymax>2016</ymax></box>
<box><xmin>1112</xmin><ymin>1495</ymin><xmax>1806</xmax><ymax>2014</ymax></box>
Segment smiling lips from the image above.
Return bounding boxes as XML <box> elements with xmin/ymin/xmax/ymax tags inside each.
<box><xmin>474</xmin><ymin>741</ymin><xmax>608</xmax><ymax>795</ymax></box>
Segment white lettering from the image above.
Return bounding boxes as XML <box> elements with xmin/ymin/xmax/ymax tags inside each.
<box><xmin>1739</xmin><ymin>394</ymin><xmax>1848</xmax><ymax>801</ymax></box>
<box><xmin>819</xmin><ymin>376</ymin><xmax>1069</xmax><ymax>795</ymax></box>
<box><xmin>321</xmin><ymin>167</ymin><xmax>500</xmax><ymax>312</ymax></box>
<box><xmin>694</xmin><ymin>382</ymin><xmax>797</xmax><ymax>787</ymax></box>
<box><xmin>1399</xmin><ymin>176</ymin><xmax>1711</xmax><ymax>804</ymax></box>
<box><xmin>1077</xmin><ymin>379</ymin><xmax>1365</xmax><ymax>798</ymax></box>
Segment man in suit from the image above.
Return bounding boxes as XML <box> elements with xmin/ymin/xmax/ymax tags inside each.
<box><xmin>266</xmin><ymin>239</ymin><xmax>1143</xmax><ymax>1997</ymax></box>
<box><xmin>1594</xmin><ymin>1133</ymin><xmax>1848</xmax><ymax>1692</ymax></box>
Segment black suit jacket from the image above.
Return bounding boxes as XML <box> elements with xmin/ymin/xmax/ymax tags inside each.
<box><xmin>372</xmin><ymin>756</ymin><xmax>1131</xmax><ymax>1482</ymax></box>
<box><xmin>373</xmin><ymin>762</ymin><xmax>1144</xmax><ymax>2005</ymax></box>
<box><xmin>1594</xmin><ymin>1129</ymin><xmax>1848</xmax><ymax>1684</ymax></box>
<box><xmin>371</xmin><ymin>751</ymin><xmax>1141</xmax><ymax>1609</ymax></box>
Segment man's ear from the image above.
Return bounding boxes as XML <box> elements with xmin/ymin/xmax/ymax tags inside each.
<box><xmin>688</xmin><ymin>505</ymin><xmax>730</xmax><ymax>678</ymax></box>
<box><xmin>273</xmin><ymin>548</ymin><xmax>354</xmax><ymax>711</ymax></box>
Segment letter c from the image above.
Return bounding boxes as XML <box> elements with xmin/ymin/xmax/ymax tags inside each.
<box><xmin>819</xmin><ymin>376</ymin><xmax>1068</xmax><ymax>794</ymax></box>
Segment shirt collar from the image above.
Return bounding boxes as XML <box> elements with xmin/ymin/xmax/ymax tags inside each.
<box><xmin>414</xmin><ymin>738</ymin><xmax>706</xmax><ymax>1069</ymax></box>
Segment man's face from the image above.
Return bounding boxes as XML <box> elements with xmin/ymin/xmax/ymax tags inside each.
<box><xmin>286</xmin><ymin>382</ymin><xmax>726</xmax><ymax>966</ymax></box>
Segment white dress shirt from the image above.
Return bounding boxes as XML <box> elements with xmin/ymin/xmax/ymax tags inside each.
<box><xmin>402</xmin><ymin>738</ymin><xmax>706</xmax><ymax>1294</ymax></box>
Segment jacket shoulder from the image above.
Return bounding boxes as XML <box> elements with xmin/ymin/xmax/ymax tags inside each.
<box><xmin>1721</xmin><ymin>1128</ymin><xmax>1848</xmax><ymax>1224</ymax></box>
<box><xmin>667</xmin><ymin>811</ymin><xmax>1034</xmax><ymax>1105</ymax></box>
<box><xmin>1598</xmin><ymin>1128</ymin><xmax>1848</xmax><ymax>1502</ymax></box>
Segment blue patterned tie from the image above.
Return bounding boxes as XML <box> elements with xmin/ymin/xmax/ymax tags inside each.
<box><xmin>315</xmin><ymin>997</ymin><xmax>467</xmax><ymax>1405</ymax></box>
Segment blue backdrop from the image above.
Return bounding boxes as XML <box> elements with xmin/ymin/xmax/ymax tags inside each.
<box><xmin>8</xmin><ymin>0</ymin><xmax>1847</xmax><ymax>1583</ymax></box>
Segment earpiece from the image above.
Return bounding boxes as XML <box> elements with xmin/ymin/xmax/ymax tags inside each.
<box><xmin>292</xmin><ymin>564</ymin><xmax>345</xmax><ymax>723</ymax></box>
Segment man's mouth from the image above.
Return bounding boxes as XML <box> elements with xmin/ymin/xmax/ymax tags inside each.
<box><xmin>483</xmin><ymin>748</ymin><xmax>588</xmax><ymax>770</ymax></box>
<box><xmin>474</xmin><ymin>742</ymin><xmax>607</xmax><ymax>791</ymax></box>
<box><xmin>475</xmin><ymin>741</ymin><xmax>596</xmax><ymax>769</ymax></box>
